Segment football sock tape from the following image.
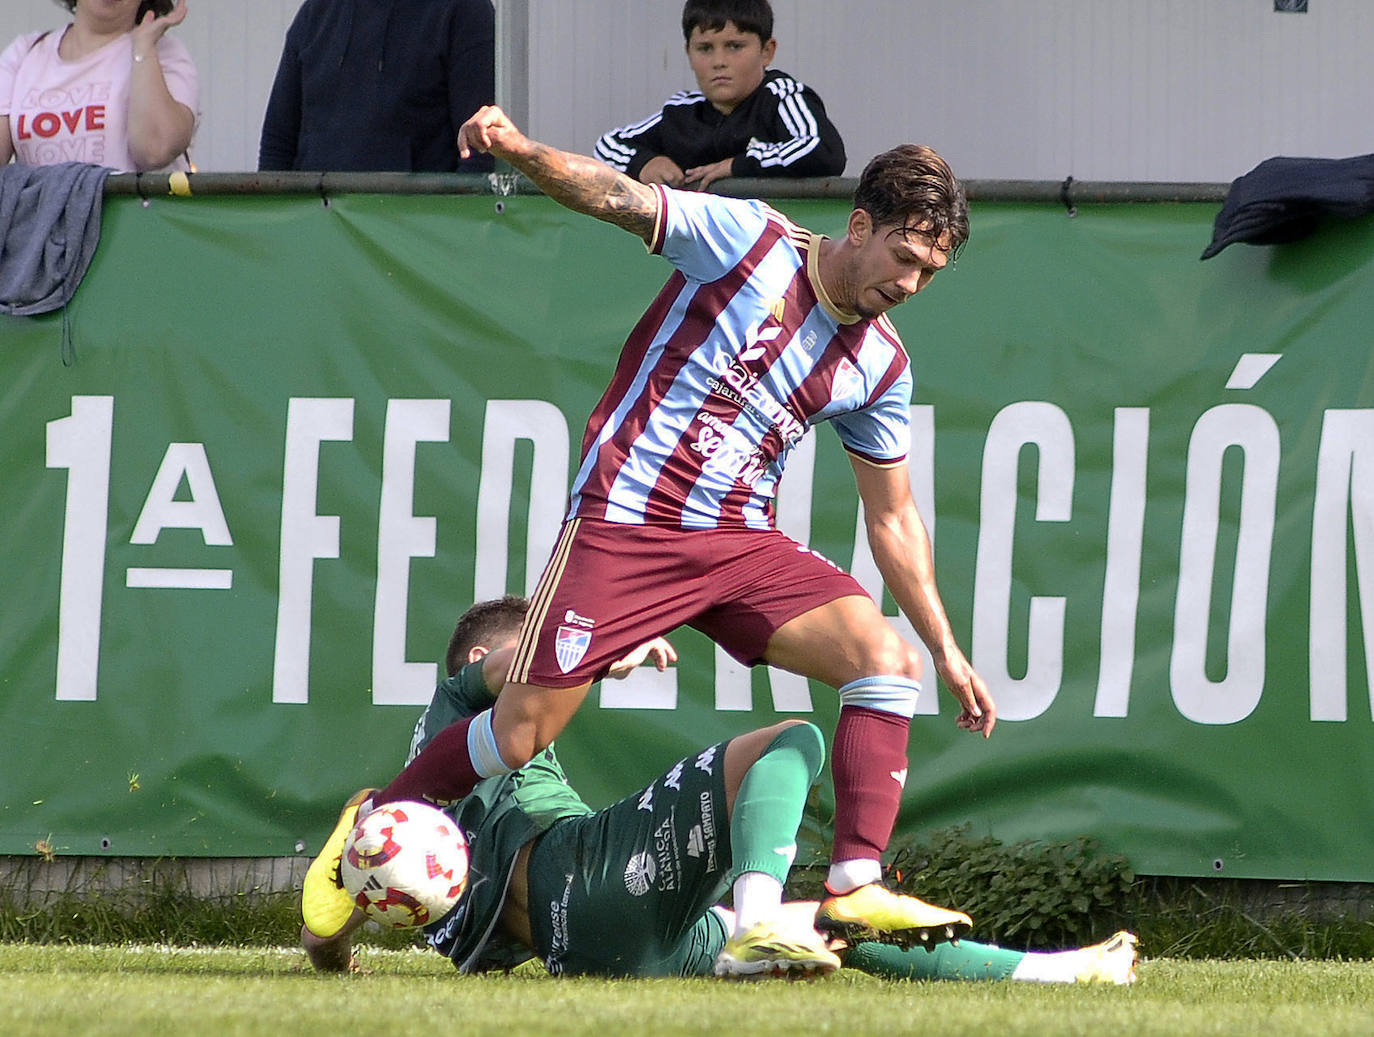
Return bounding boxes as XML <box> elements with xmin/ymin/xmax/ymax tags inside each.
<box><xmin>837</xmin><ymin>675</ymin><xmax>921</xmax><ymax>718</ymax></box>
<box><xmin>467</xmin><ymin>708</ymin><xmax>513</xmax><ymax>779</ymax></box>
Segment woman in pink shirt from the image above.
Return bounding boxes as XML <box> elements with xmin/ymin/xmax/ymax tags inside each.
<box><xmin>0</xmin><ymin>0</ymin><xmax>198</xmax><ymax>171</ymax></box>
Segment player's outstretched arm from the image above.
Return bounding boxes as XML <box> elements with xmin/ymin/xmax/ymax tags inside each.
<box><xmin>458</xmin><ymin>105</ymin><xmax>658</xmax><ymax>243</ymax></box>
<box><xmin>849</xmin><ymin>456</ymin><xmax>997</xmax><ymax>737</ymax></box>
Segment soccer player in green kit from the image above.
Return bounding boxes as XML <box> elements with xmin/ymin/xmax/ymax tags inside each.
<box><xmin>303</xmin><ymin>598</ymin><xmax>1136</xmax><ymax>983</ymax></box>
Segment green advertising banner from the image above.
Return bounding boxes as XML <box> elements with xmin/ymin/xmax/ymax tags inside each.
<box><xmin>1</xmin><ymin>190</ymin><xmax>1370</xmax><ymax>880</ymax></box>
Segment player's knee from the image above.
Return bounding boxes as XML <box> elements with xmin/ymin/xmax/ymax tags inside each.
<box><xmin>896</xmin><ymin>642</ymin><xmax>924</xmax><ymax>681</ymax></box>
<box><xmin>862</xmin><ymin>638</ymin><xmax>923</xmax><ymax>681</ymax></box>
<box><xmin>770</xmin><ymin>720</ymin><xmax>826</xmax><ymax>780</ymax></box>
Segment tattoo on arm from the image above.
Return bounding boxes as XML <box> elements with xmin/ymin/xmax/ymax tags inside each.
<box><xmin>517</xmin><ymin>142</ymin><xmax>658</xmax><ymax>241</ymax></box>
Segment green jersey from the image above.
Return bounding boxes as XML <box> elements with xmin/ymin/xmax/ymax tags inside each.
<box><xmin>416</xmin><ymin>662</ymin><xmax>592</xmax><ymax>972</ymax></box>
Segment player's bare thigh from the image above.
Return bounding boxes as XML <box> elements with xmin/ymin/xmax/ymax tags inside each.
<box><xmin>490</xmin><ymin>679</ymin><xmax>592</xmax><ymax>768</ymax></box>
<box><xmin>761</xmin><ymin>594</ymin><xmax>922</xmax><ymax>689</ymax></box>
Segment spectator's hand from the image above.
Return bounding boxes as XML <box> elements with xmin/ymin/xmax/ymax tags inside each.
<box><xmin>605</xmin><ymin>637</ymin><xmax>677</xmax><ymax>680</ymax></box>
<box><xmin>132</xmin><ymin>0</ymin><xmax>188</xmax><ymax>49</ymax></box>
<box><xmin>458</xmin><ymin>105</ymin><xmax>528</xmax><ymax>161</ymax></box>
<box><xmin>683</xmin><ymin>159</ymin><xmax>734</xmax><ymax>191</ymax></box>
<box><xmin>639</xmin><ymin>156</ymin><xmax>686</xmax><ymax>188</ymax></box>
<box><xmin>935</xmin><ymin>646</ymin><xmax>997</xmax><ymax>738</ymax></box>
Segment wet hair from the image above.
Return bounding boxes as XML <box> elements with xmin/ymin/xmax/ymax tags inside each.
<box><xmin>58</xmin><ymin>0</ymin><xmax>175</xmax><ymax>19</ymax></box>
<box><xmin>853</xmin><ymin>144</ymin><xmax>970</xmax><ymax>256</ymax></box>
<box><xmin>445</xmin><ymin>596</ymin><xmax>529</xmax><ymax>677</ymax></box>
<box><xmin>681</xmin><ymin>0</ymin><xmax>773</xmax><ymax>44</ymax></box>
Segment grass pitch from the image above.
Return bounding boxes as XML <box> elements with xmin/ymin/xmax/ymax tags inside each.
<box><xmin>2</xmin><ymin>945</ymin><xmax>1373</xmax><ymax>1037</ymax></box>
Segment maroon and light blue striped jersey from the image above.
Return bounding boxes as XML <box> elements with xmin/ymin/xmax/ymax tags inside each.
<box><xmin>568</xmin><ymin>185</ymin><xmax>912</xmax><ymax>530</ymax></box>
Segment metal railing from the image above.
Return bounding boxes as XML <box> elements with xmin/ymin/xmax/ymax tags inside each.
<box><xmin>104</xmin><ymin>170</ymin><xmax>1230</xmax><ymax>206</ymax></box>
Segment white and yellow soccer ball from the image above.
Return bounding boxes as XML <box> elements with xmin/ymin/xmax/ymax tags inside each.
<box><xmin>339</xmin><ymin>801</ymin><xmax>469</xmax><ymax>929</ymax></box>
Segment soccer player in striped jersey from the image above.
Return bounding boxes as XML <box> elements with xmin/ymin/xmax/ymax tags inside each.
<box><xmin>306</xmin><ymin>101</ymin><xmax>998</xmax><ymax>957</ymax></box>
<box><xmin>594</xmin><ymin>0</ymin><xmax>846</xmax><ymax>192</ymax></box>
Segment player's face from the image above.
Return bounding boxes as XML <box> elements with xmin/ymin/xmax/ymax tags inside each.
<box><xmin>686</xmin><ymin>23</ymin><xmax>777</xmax><ymax>115</ymax></box>
<box><xmin>844</xmin><ymin>212</ymin><xmax>951</xmax><ymax>319</ymax></box>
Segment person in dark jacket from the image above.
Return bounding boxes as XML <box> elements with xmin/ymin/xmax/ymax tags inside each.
<box><xmin>595</xmin><ymin>0</ymin><xmax>845</xmax><ymax>191</ymax></box>
<box><xmin>258</xmin><ymin>0</ymin><xmax>493</xmax><ymax>173</ymax></box>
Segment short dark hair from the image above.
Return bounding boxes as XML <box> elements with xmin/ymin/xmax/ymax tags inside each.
<box><xmin>853</xmin><ymin>145</ymin><xmax>970</xmax><ymax>256</ymax></box>
<box><xmin>57</xmin><ymin>0</ymin><xmax>174</xmax><ymax>19</ymax></box>
<box><xmin>445</xmin><ymin>596</ymin><xmax>529</xmax><ymax>677</ymax></box>
<box><xmin>681</xmin><ymin>0</ymin><xmax>773</xmax><ymax>44</ymax></box>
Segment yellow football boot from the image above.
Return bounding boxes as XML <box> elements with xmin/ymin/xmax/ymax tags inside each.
<box><xmin>301</xmin><ymin>788</ymin><xmax>376</xmax><ymax>939</ymax></box>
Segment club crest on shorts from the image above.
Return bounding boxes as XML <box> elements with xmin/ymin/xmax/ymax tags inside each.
<box><xmin>554</xmin><ymin>625</ymin><xmax>592</xmax><ymax>673</ymax></box>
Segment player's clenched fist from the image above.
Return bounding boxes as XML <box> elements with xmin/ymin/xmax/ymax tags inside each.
<box><xmin>457</xmin><ymin>105</ymin><xmax>526</xmax><ymax>161</ymax></box>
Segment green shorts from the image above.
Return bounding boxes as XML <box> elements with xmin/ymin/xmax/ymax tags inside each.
<box><xmin>525</xmin><ymin>741</ymin><xmax>734</xmax><ymax>977</ymax></box>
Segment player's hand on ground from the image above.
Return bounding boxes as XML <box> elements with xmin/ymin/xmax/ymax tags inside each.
<box><xmin>606</xmin><ymin>637</ymin><xmax>678</xmax><ymax>679</ymax></box>
<box><xmin>639</xmin><ymin>155</ymin><xmax>686</xmax><ymax>188</ymax></box>
<box><xmin>683</xmin><ymin>158</ymin><xmax>734</xmax><ymax>191</ymax></box>
<box><xmin>300</xmin><ymin>923</ymin><xmax>359</xmax><ymax>974</ymax></box>
<box><xmin>457</xmin><ymin>105</ymin><xmax>524</xmax><ymax>161</ymax></box>
<box><xmin>937</xmin><ymin>647</ymin><xmax>997</xmax><ymax>738</ymax></box>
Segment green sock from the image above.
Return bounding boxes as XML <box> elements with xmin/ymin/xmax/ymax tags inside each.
<box><xmin>844</xmin><ymin>939</ymin><xmax>1025</xmax><ymax>982</ymax></box>
<box><xmin>729</xmin><ymin>723</ymin><xmax>825</xmax><ymax>884</ymax></box>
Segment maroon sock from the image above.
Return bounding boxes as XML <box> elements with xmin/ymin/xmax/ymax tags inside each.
<box><xmin>831</xmin><ymin>705</ymin><xmax>911</xmax><ymax>863</ymax></box>
<box><xmin>375</xmin><ymin>716</ymin><xmax>483</xmax><ymax>806</ymax></box>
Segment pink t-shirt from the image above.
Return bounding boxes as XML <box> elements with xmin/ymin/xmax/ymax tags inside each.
<box><xmin>0</xmin><ymin>27</ymin><xmax>198</xmax><ymax>171</ymax></box>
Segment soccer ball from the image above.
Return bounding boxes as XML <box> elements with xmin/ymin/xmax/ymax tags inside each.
<box><xmin>339</xmin><ymin>801</ymin><xmax>469</xmax><ymax>929</ymax></box>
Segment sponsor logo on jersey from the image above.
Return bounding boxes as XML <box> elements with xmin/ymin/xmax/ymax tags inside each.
<box><xmin>688</xmin><ymin>412</ymin><xmax>769</xmax><ymax>487</ymax></box>
<box><xmin>653</xmin><ymin>815</ymin><xmax>680</xmax><ymax>891</ymax></box>
<box><xmin>426</xmin><ymin>864</ymin><xmax>484</xmax><ymax>953</ymax></box>
<box><xmin>694</xmin><ymin>744</ymin><xmax>717</xmax><ymax>775</ymax></box>
<box><xmin>624</xmin><ymin>851</ymin><xmax>656</xmax><ymax>896</ymax></box>
<box><xmin>663</xmin><ymin>760</ymin><xmax>684</xmax><ymax>792</ymax></box>
<box><xmin>698</xmin><ymin>790</ymin><xmax>718</xmax><ymax>870</ymax></box>
<box><xmin>686</xmin><ymin>825</ymin><xmax>704</xmax><ymax>858</ymax></box>
<box><xmin>545</xmin><ymin>873</ymin><xmax>574</xmax><ymax>975</ymax></box>
<box><xmin>554</xmin><ymin>625</ymin><xmax>591</xmax><ymax>674</ymax></box>
<box><xmin>637</xmin><ymin>784</ymin><xmax>655</xmax><ymax>813</ymax></box>
<box><xmin>706</xmin><ymin>350</ymin><xmax>805</xmax><ymax>446</ymax></box>
<box><xmin>426</xmin><ymin>894</ymin><xmax>465</xmax><ymax>951</ymax></box>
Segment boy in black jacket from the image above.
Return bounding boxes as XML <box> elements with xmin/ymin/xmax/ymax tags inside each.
<box><xmin>594</xmin><ymin>0</ymin><xmax>845</xmax><ymax>191</ymax></box>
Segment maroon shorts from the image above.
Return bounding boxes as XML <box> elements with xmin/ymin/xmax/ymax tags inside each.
<box><xmin>508</xmin><ymin>517</ymin><xmax>868</xmax><ymax>688</ymax></box>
